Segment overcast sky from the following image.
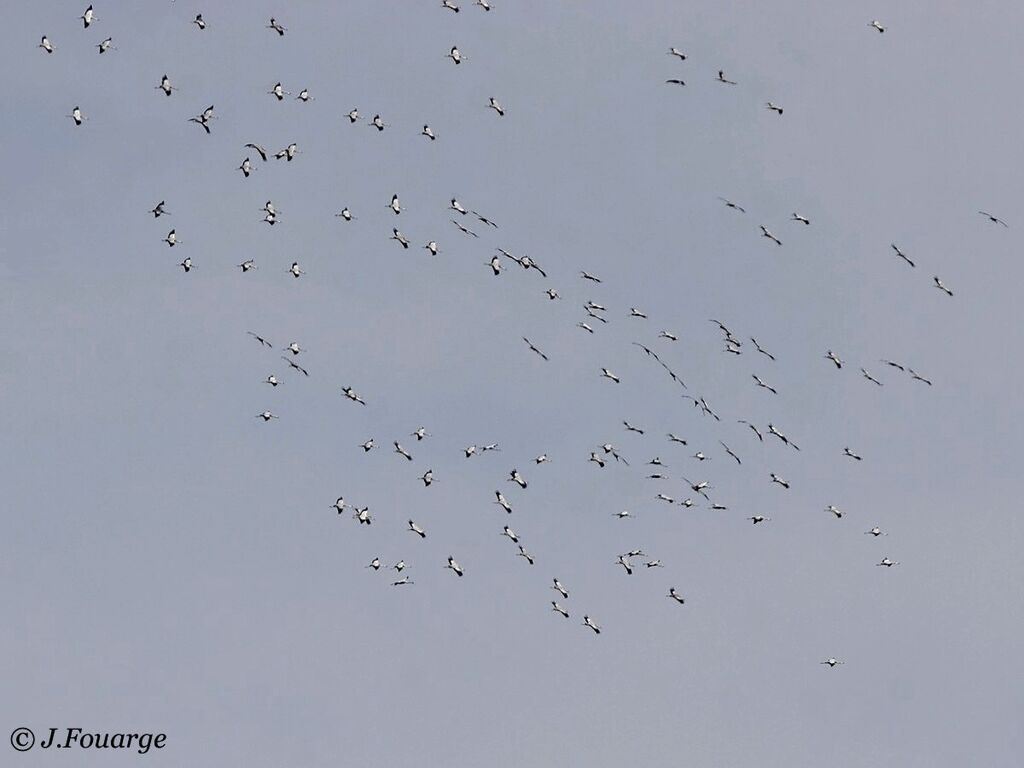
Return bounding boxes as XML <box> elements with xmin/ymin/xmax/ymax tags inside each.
<box><xmin>3</xmin><ymin>2</ymin><xmax>1023</xmax><ymax>767</ymax></box>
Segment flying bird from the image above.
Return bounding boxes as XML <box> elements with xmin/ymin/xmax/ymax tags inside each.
<box><xmin>717</xmin><ymin>71</ymin><xmax>737</xmax><ymax>85</ymax></box>
<box><xmin>891</xmin><ymin>243</ymin><xmax>915</xmax><ymax>268</ymax></box>
<box><xmin>978</xmin><ymin>211</ymin><xmax>1008</xmax><ymax>227</ymax></box>
<box><xmin>408</xmin><ymin>520</ymin><xmax>427</xmax><ymax>539</ymax></box>
<box><xmin>765</xmin><ymin>102</ymin><xmax>784</xmax><ymax>115</ymax></box>
<box><xmin>760</xmin><ymin>225</ymin><xmax>782</xmax><ymax>246</ymax></box>
<box><xmin>933</xmin><ymin>276</ymin><xmax>954</xmax><ymax>296</ymax></box>
<box><xmin>869</xmin><ymin>20</ymin><xmax>885</xmax><ymax>33</ymax></box>
<box><xmin>81</xmin><ymin>5</ymin><xmax>97</xmax><ymax>29</ymax></box>
<box><xmin>267</xmin><ymin>17</ymin><xmax>286</xmax><ymax>36</ymax></box>
<box><xmin>523</xmin><ymin>338</ymin><xmax>548</xmax><ymax>361</ymax></box>
<box><xmin>668</xmin><ymin>47</ymin><xmax>687</xmax><ymax>60</ymax></box>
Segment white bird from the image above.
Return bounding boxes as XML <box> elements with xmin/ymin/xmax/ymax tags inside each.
<box><xmin>244</xmin><ymin>143</ymin><xmax>269</xmax><ymax>161</ymax></box>
<box><xmin>501</xmin><ymin>526</ymin><xmax>518</xmax><ymax>543</ymax></box>
<box><xmin>39</xmin><ymin>36</ymin><xmax>55</xmax><ymax>53</ymax></box>
<box><xmin>765</xmin><ymin>101</ymin><xmax>784</xmax><ymax>115</ymax></box>
<box><xmin>336</xmin><ymin>207</ymin><xmax>355</xmax><ymax>221</ymax></box>
<box><xmin>891</xmin><ymin>243</ymin><xmax>915</xmax><ymax>268</ymax></box>
<box><xmin>488</xmin><ymin>97</ymin><xmax>505</xmax><ymax>116</ymax></box>
<box><xmin>865</xmin><ymin>527</ymin><xmax>886</xmax><ymax>537</ymax></box>
<box><xmin>464</xmin><ymin>445</ymin><xmax>478</xmax><ymax>458</ymax></box>
<box><xmin>613</xmin><ymin>510</ymin><xmax>633</xmax><ymax>519</ymax></box>
<box><xmin>370</xmin><ymin>114</ymin><xmax>388</xmax><ymax>131</ymax></box>
<box><xmin>155</xmin><ymin>74</ymin><xmax>177</xmax><ymax>97</ymax></box>
<box><xmin>825</xmin><ymin>350</ymin><xmax>844</xmax><ymax>369</ymax></box>
<box><xmin>717</xmin><ymin>70</ymin><xmax>738</xmax><ymax>85</ymax></box>
<box><xmin>275</xmin><ymin>143</ymin><xmax>299</xmax><ymax>161</ymax></box>
<box><xmin>769</xmin><ymin>473</ymin><xmax>790</xmax><ymax>489</ymax></box>
<box><xmin>408</xmin><ymin>520</ymin><xmax>426</xmax><ymax>538</ymax></box>
<box><xmin>589</xmin><ymin>452</ymin><xmax>606</xmax><ymax>468</ymax></box>
<box><xmin>68</xmin><ymin>106</ymin><xmax>86</xmax><ymax>126</ymax></box>
<box><xmin>422</xmin><ymin>125</ymin><xmax>436</xmax><ymax>141</ymax></box>
<box><xmin>447</xmin><ymin>46</ymin><xmax>463</xmax><ymax>64</ymax></box>
<box><xmin>869</xmin><ymin>20</ymin><xmax>885</xmax><ymax>33</ymax></box>
<box><xmin>149</xmin><ymin>201</ymin><xmax>169</xmax><ymax>218</ymax></box>
<box><xmin>667</xmin><ymin>588</ymin><xmax>685</xmax><ymax>604</ymax></box>
<box><xmin>238</xmin><ymin>157</ymin><xmax>254</xmax><ymax>177</ymax></box>
<box><xmin>668</xmin><ymin>47</ymin><xmax>687</xmax><ymax>60</ymax></box>
<box><xmin>749</xmin><ymin>515</ymin><xmax>770</xmax><ymax>524</ymax></box>
<box><xmin>420</xmin><ymin>240</ymin><xmax>439</xmax><ymax>256</ymax></box>
<box><xmin>179</xmin><ymin>257</ymin><xmax>194</xmax><ymax>273</ymax></box>
<box><xmin>551</xmin><ymin>602</ymin><xmax>569</xmax><ymax>618</ymax></box>
<box><xmin>445</xmin><ymin>556</ymin><xmax>463</xmax><ymax>576</ymax></box>
<box><xmin>389</xmin><ymin>194</ymin><xmax>402</xmax><ymax>215</ymax></box>
<box><xmin>412</xmin><ymin>427</ymin><xmax>430</xmax><ymax>441</ymax></box>
<box><xmin>192</xmin><ymin>14</ymin><xmax>206</xmax><ymax>30</ymax></box>
<box><xmin>844</xmin><ymin>447</ymin><xmax>863</xmax><ymax>461</ymax></box>
<box><xmin>552</xmin><ymin>579</ymin><xmax>569</xmax><ymax>599</ymax></box>
<box><xmin>752</xmin><ymin>375</ymin><xmax>777</xmax><ymax>394</ymax></box>
<box><xmin>442</xmin><ymin>0</ymin><xmax>460</xmax><ymax>11</ymax></box>
<box><xmin>256</xmin><ymin>411</ymin><xmax>278</xmax><ymax>422</ymax></box>
<box><xmin>616</xmin><ymin>555</ymin><xmax>633</xmax><ymax>575</ymax></box>
<box><xmin>332</xmin><ymin>497</ymin><xmax>349</xmax><ymax>514</ymax></box>
<box><xmin>821</xmin><ymin>657</ymin><xmax>845</xmax><ymax>667</ymax></box>
<box><xmin>488</xmin><ymin>256</ymin><xmax>502</xmax><ymax>275</ymax></box>
<box><xmin>667</xmin><ymin>434</ymin><xmax>688</xmax><ymax>445</ymax></box>
<box><xmin>659</xmin><ymin>331</ymin><xmax>678</xmax><ymax>341</ymax></box>
<box><xmin>289</xmin><ymin>262</ymin><xmax>304</xmax><ymax>278</ymax></box>
<box><xmin>600</xmin><ymin>368</ymin><xmax>620</xmax><ymax>383</ymax></box>
<box><xmin>517</xmin><ymin>546</ymin><xmax>535</xmax><ymax>565</ymax></box>
<box><xmin>394</xmin><ymin>442</ymin><xmax>412</xmax><ymax>461</ymax></box>
<box><xmin>760</xmin><ymin>225</ymin><xmax>782</xmax><ymax>246</ymax></box>
<box><xmin>81</xmin><ymin>5</ymin><xmax>97</xmax><ymax>29</ymax></box>
<box><xmin>391</xmin><ymin>229</ymin><xmax>410</xmax><ymax>249</ymax></box>
<box><xmin>366</xmin><ymin>557</ymin><xmax>381</xmax><ymax>570</ymax></box>
<box><xmin>189</xmin><ymin>105</ymin><xmax>215</xmax><ymax>134</ymax></box>
<box><xmin>296</xmin><ymin>88</ymin><xmax>313</xmax><ymax>102</ymax></box>
<box><xmin>268</xmin><ymin>82</ymin><xmax>289</xmax><ymax>101</ymax></box>
<box><xmin>933</xmin><ymin>276</ymin><xmax>954</xmax><ymax>297</ymax></box>
<box><xmin>96</xmin><ymin>37</ymin><xmax>114</xmax><ymax>54</ymax></box>
<box><xmin>582</xmin><ymin>616</ymin><xmax>601</xmax><ymax>634</ymax></box>
<box><xmin>341</xmin><ymin>386</ymin><xmax>366</xmax><ymax>406</ymax></box>
<box><xmin>494</xmin><ymin>491</ymin><xmax>513</xmax><ymax>513</ymax></box>
<box><xmin>534</xmin><ymin>454</ymin><xmax>549</xmax><ymax>464</ymax></box>
<box><xmin>791</xmin><ymin>213</ymin><xmax>810</xmax><ymax>225</ymax></box>
<box><xmin>545</xmin><ymin>288</ymin><xmax>561</xmax><ymax>301</ymax></box>
<box><xmin>346</xmin><ymin>109</ymin><xmax>360</xmax><ymax>124</ymax></box>
<box><xmin>354</xmin><ymin>507</ymin><xmax>372</xmax><ymax>525</ymax></box>
<box><xmin>629</xmin><ymin>307</ymin><xmax>647</xmax><ymax>318</ymax></box>
<box><xmin>877</xmin><ymin>557</ymin><xmax>899</xmax><ymax>567</ymax></box>
<box><xmin>392</xmin><ymin>560</ymin><xmax>408</xmax><ymax>573</ymax></box>
<box><xmin>420</xmin><ymin>469</ymin><xmax>434</xmax><ymax>487</ymax></box>
<box><xmin>449</xmin><ymin>199</ymin><xmax>469</xmax><ymax>216</ymax></box>
<box><xmin>238</xmin><ymin>259</ymin><xmax>255</xmax><ymax>273</ymax></box>
<box><xmin>392</xmin><ymin>576</ymin><xmax>414</xmax><ymax>586</ymax></box>
<box><xmin>825</xmin><ymin>505</ymin><xmax>844</xmax><ymax>519</ymax></box>
<box><xmin>476</xmin><ymin>0</ymin><xmax>492</xmax><ymax>9</ymax></box>
<box><xmin>861</xmin><ymin>368</ymin><xmax>883</xmax><ymax>386</ymax></box>
<box><xmin>646</xmin><ymin>560</ymin><xmax>664</xmax><ymax>568</ymax></box>
<box><xmin>360</xmin><ymin>439</ymin><xmax>375</xmax><ymax>452</ymax></box>
<box><xmin>508</xmin><ymin>469</ymin><xmax>527</xmax><ymax>488</ymax></box>
<box><xmin>163</xmin><ymin>230</ymin><xmax>178</xmax><ymax>247</ymax></box>
<box><xmin>978</xmin><ymin>210</ymin><xmax>1008</xmax><ymax>227</ymax></box>
<box><xmin>267</xmin><ymin>17</ymin><xmax>286</xmax><ymax>36</ymax></box>
<box><xmin>656</xmin><ymin>493</ymin><xmax>674</xmax><ymax>504</ymax></box>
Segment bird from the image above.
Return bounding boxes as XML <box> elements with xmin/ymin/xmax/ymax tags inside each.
<box><xmin>474</xmin><ymin>211</ymin><xmax>499</xmax><ymax>228</ymax></box>
<box><xmin>717</xmin><ymin>71</ymin><xmax>737</xmax><ymax>85</ymax></box>
<box><xmin>791</xmin><ymin>213</ymin><xmax>810</xmax><ymax>225</ymax></box>
<box><xmin>508</xmin><ymin>469</ymin><xmax>527</xmax><ymax>489</ymax></box>
<box><xmin>391</xmin><ymin>229</ymin><xmax>410</xmax><ymax>249</ymax></box>
<box><xmin>346</xmin><ymin>109</ymin><xmax>361</xmax><ymax>124</ymax></box>
<box><xmin>178</xmin><ymin>257</ymin><xmax>193</xmax><ymax>273</ymax></box>
<box><xmin>256</xmin><ymin>411</ymin><xmax>278</xmax><ymax>422</ymax></box>
<box><xmin>189</xmin><ymin>105</ymin><xmax>214</xmax><ymax>134</ymax></box>
<box><xmin>552</xmin><ymin>579</ymin><xmax>569</xmax><ymax>599</ymax></box>
<box><xmin>613</xmin><ymin>510</ymin><xmax>634</xmax><ymax>519</ymax></box>
<box><xmin>281</xmin><ymin>357</ymin><xmax>308</xmax><ymax>376</ymax></box>
<box><xmin>296</xmin><ymin>88</ymin><xmax>313</xmax><ymax>103</ymax></box>
<box><xmin>749</xmin><ymin>515</ymin><xmax>770</xmax><ymax>524</ymax></box>
<box><xmin>534</xmin><ymin>454</ymin><xmax>549</xmax><ymax>464</ymax></box>
<box><xmin>408</xmin><ymin>520</ymin><xmax>426</xmax><ymax>539</ymax></box>
<box><xmin>275</xmin><ymin>143</ymin><xmax>299</xmax><ymax>161</ymax></box>
<box><xmin>494</xmin><ymin>491</ymin><xmax>513</xmax><ymax>514</ymax></box>
<box><xmin>446</xmin><ymin>46</ymin><xmax>463</xmax><ymax>65</ymax></box>
<box><xmin>760</xmin><ymin>225</ymin><xmax>782</xmax><ymax>246</ymax></box>
<box><xmin>366</xmin><ymin>557</ymin><xmax>381</xmax><ymax>570</ymax></box>
<box><xmin>476</xmin><ymin>0</ymin><xmax>492</xmax><ymax>9</ymax></box>
<box><xmin>752</xmin><ymin>375</ymin><xmax>777</xmax><ymax>394</ymax></box>
<box><xmin>825</xmin><ymin>505</ymin><xmax>844</xmax><ymax>519</ymax></box>
<box><xmin>767</xmin><ymin>423</ymin><xmax>799</xmax><ymax>450</ymax></box>
<box><xmin>769</xmin><ymin>473</ymin><xmax>790</xmax><ymax>489</ymax></box>
<box><xmin>861</xmin><ymin>368</ymin><xmax>883</xmax><ymax>386</ymax></box>
<box><xmin>422</xmin><ymin>125</ymin><xmax>436</xmax><ymax>141</ymax></box>
<box><xmin>393</xmin><ymin>562</ymin><xmax>410</xmax><ymax>576</ymax></box>
<box><xmin>667</xmin><ymin>588</ymin><xmax>685</xmax><ymax>604</ymax></box>
<box><xmin>765</xmin><ymin>102</ymin><xmax>784</xmax><ymax>115</ymax></box>
<box><xmin>39</xmin><ymin>36</ymin><xmax>55</xmax><ymax>53</ymax></box>
<box><xmin>370</xmin><ymin>114</ymin><xmax>388</xmax><ymax>131</ymax></box>
<box><xmin>464</xmin><ymin>445</ymin><xmax>478</xmax><ymax>458</ymax></box>
<box><xmin>646</xmin><ymin>560</ymin><xmax>665</xmax><ymax>568</ymax></box>
<box><xmin>445</xmin><ymin>557</ymin><xmax>463</xmax><ymax>576</ymax></box>
<box><xmin>880</xmin><ymin>359</ymin><xmax>906</xmax><ymax>372</ymax></box>
<box><xmin>659</xmin><ymin>331</ymin><xmax>678</xmax><ymax>341</ymax></box>
<box><xmin>80</xmin><ymin>5</ymin><xmax>97</xmax><ymax>29</ymax></box>
<box><xmin>155</xmin><ymin>75</ymin><xmax>177</xmax><ymax>96</ymax></box>
<box><xmin>501</xmin><ymin>526</ymin><xmax>518</xmax><ymax>543</ymax></box>
<box><xmin>580</xmin><ymin>271</ymin><xmax>602</xmax><ymax>283</ymax></box>
<box><xmin>718</xmin><ymin>197</ymin><xmax>745</xmax><ymax>212</ymax></box>
<box><xmin>582</xmin><ymin>616</ymin><xmax>601</xmax><ymax>634</ymax></box>
<box><xmin>268</xmin><ymin>82</ymin><xmax>289</xmax><ymax>101</ymax></box>
<box><xmin>442</xmin><ymin>0</ymin><xmax>460</xmax><ymax>11</ymax></box>
<box><xmin>238</xmin><ymin>158</ymin><xmax>254</xmax><ymax>178</ymax></box>
<box><xmin>933</xmin><ymin>276</ymin><xmax>954</xmax><ymax>296</ymax></box>
<box><xmin>869</xmin><ymin>20</ymin><xmax>885</xmax><ymax>33</ymax></box>
<box><xmin>891</xmin><ymin>243</ymin><xmax>915</xmax><ymax>268</ymax></box>
<box><xmin>616</xmin><ymin>555</ymin><xmax>633</xmax><ymax>575</ymax></box>
<box><xmin>692</xmin><ymin>451</ymin><xmax>707</xmax><ymax>461</ymax></box>
<box><xmin>288</xmin><ymin>262</ymin><xmax>305</xmax><ymax>278</ymax></box>
<box><xmin>551</xmin><ymin>602</ymin><xmax>569</xmax><ymax>618</ymax></box>
<box><xmin>264</xmin><ymin>374</ymin><xmax>279</xmax><ymax>388</ymax></box>
<box><xmin>192</xmin><ymin>14</ymin><xmax>206</xmax><ymax>30</ymax></box>
<box><xmin>750</xmin><ymin>338</ymin><xmax>776</xmax><ymax>360</ymax></box>
<box><xmin>978</xmin><ymin>211</ymin><xmax>1008</xmax><ymax>227</ymax></box>
<box><xmin>623</xmin><ymin>421</ymin><xmax>644</xmax><ymax>435</ymax></box>
<box><xmin>247</xmin><ymin>331</ymin><xmax>272</xmax><ymax>348</ymax></box>
<box><xmin>360</xmin><ymin>439</ymin><xmax>375</xmax><ymax>452</ymax></box>
<box><xmin>149</xmin><ymin>201</ymin><xmax>169</xmax><ymax>218</ymax></box>
<box><xmin>668</xmin><ymin>47</ymin><xmax>687</xmax><ymax>60</ymax></box>
<box><xmin>629</xmin><ymin>307</ymin><xmax>647</xmax><ymax>319</ymax></box>
<box><xmin>877</xmin><ymin>558</ymin><xmax>899</xmax><ymax>567</ymax></box>
<box><xmin>336</xmin><ymin>207</ymin><xmax>355</xmax><ymax>221</ymax></box>
<box><xmin>451</xmin><ymin>219</ymin><xmax>479</xmax><ymax>238</ymax></box>
<box><xmin>600</xmin><ymin>368</ymin><xmax>620</xmax><ymax>383</ymax></box>
<box><xmin>655</xmin><ymin>493</ymin><xmax>674</xmax><ymax>504</ymax></box>
<box><xmin>738</xmin><ymin>420</ymin><xmax>763</xmax><ymax>441</ymax></box>
<box><xmin>825</xmin><ymin>350</ymin><xmax>843</xmax><ymax>369</ymax></box>
<box><xmin>821</xmin><ymin>658</ymin><xmax>845</xmax><ymax>667</ymax></box>
<box><xmin>391</xmin><ymin>577</ymin><xmax>414</xmax><ymax>586</ymax></box>
<box><xmin>488</xmin><ymin>97</ymin><xmax>505</xmax><ymax>115</ymax></box>
<box><xmin>389</xmin><ymin>194</ymin><xmax>402</xmax><ymax>215</ymax></box>
<box><xmin>665</xmin><ymin>79</ymin><xmax>686</xmax><ymax>86</ymax></box>
<box><xmin>843</xmin><ymin>447</ymin><xmax>863</xmax><ymax>461</ymax></box>
<box><xmin>488</xmin><ymin>256</ymin><xmax>502</xmax><ymax>275</ymax></box>
<box><xmin>355</xmin><ymin>507</ymin><xmax>372</xmax><ymax>525</ymax></box>
<box><xmin>523</xmin><ymin>338</ymin><xmax>548</xmax><ymax>361</ymax></box>
<box><xmin>720</xmin><ymin>441</ymin><xmax>742</xmax><ymax>465</ymax></box>
<box><xmin>163</xmin><ymin>230</ymin><xmax>178</xmax><ymax>247</ymax></box>
<box><xmin>412</xmin><ymin>427</ymin><xmax>430</xmax><ymax>441</ymax></box>
<box><xmin>68</xmin><ymin>106</ymin><xmax>86</xmax><ymax>126</ymax></box>
<box><xmin>517</xmin><ymin>546</ymin><xmax>535</xmax><ymax>565</ymax></box>
<box><xmin>589</xmin><ymin>453</ymin><xmax>606</xmax><ymax>468</ymax></box>
<box><xmin>393</xmin><ymin>442</ymin><xmax>412</xmax><ymax>461</ymax></box>
<box><xmin>908</xmin><ymin>368</ymin><xmax>933</xmax><ymax>386</ymax></box>
<box><xmin>667</xmin><ymin>434</ymin><xmax>688</xmax><ymax>445</ymax></box>
<box><xmin>95</xmin><ymin>37</ymin><xmax>114</xmax><ymax>54</ymax></box>
<box><xmin>865</xmin><ymin>527</ymin><xmax>886</xmax><ymax>537</ymax></box>
<box><xmin>267</xmin><ymin>17</ymin><xmax>286</xmax><ymax>36</ymax></box>
<box><xmin>342</xmin><ymin>386</ymin><xmax>366</xmax><ymax>406</ymax></box>
<box><xmin>245</xmin><ymin>143</ymin><xmax>269</xmax><ymax>161</ymax></box>
<box><xmin>577</xmin><ymin>322</ymin><xmax>594</xmax><ymax>334</ymax></box>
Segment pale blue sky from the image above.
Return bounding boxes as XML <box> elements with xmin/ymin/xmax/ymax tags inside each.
<box><xmin>2</xmin><ymin>2</ymin><xmax>1023</xmax><ymax>766</ymax></box>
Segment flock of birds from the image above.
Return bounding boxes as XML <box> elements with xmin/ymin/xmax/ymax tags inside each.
<box><xmin>38</xmin><ymin>4</ymin><xmax>1009</xmax><ymax>663</ymax></box>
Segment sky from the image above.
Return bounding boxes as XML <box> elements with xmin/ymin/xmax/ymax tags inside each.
<box><xmin>2</xmin><ymin>2</ymin><xmax>1023</xmax><ymax>766</ymax></box>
